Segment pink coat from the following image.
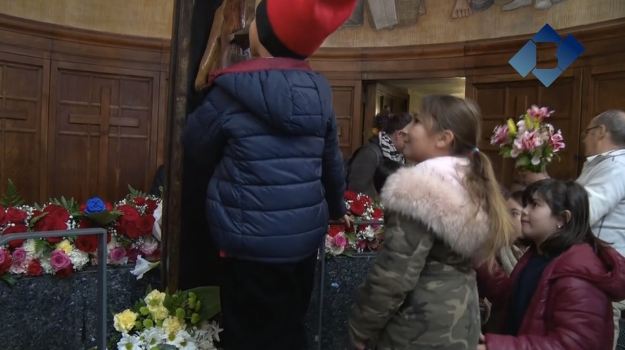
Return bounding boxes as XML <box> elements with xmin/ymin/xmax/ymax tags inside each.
<box><xmin>478</xmin><ymin>243</ymin><xmax>625</xmax><ymax>350</ymax></box>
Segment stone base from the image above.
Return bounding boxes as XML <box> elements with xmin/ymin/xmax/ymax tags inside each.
<box><xmin>306</xmin><ymin>253</ymin><xmax>377</xmax><ymax>350</ymax></box>
<box><xmin>0</xmin><ymin>266</ymin><xmax>160</xmax><ymax>350</ymax></box>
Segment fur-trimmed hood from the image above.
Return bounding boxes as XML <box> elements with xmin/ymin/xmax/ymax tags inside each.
<box><xmin>381</xmin><ymin>156</ymin><xmax>490</xmax><ymax>258</ymax></box>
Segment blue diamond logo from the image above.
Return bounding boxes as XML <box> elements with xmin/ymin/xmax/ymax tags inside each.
<box><xmin>509</xmin><ymin>24</ymin><xmax>585</xmax><ymax>87</ymax></box>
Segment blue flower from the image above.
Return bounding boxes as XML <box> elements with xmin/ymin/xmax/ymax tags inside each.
<box><xmin>85</xmin><ymin>197</ymin><xmax>106</xmax><ymax>214</ymax></box>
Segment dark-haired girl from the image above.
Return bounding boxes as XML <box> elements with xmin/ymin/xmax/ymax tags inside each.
<box><xmin>478</xmin><ymin>179</ymin><xmax>625</xmax><ymax>350</ymax></box>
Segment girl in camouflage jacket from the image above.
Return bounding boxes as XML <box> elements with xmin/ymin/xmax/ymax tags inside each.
<box><xmin>349</xmin><ymin>95</ymin><xmax>516</xmax><ymax>350</ymax></box>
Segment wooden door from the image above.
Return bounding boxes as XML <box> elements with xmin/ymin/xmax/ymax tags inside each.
<box><xmin>48</xmin><ymin>62</ymin><xmax>162</xmax><ymax>202</ymax></box>
<box><xmin>466</xmin><ymin>69</ymin><xmax>583</xmax><ymax>186</ymax></box>
<box><xmin>0</xmin><ymin>52</ymin><xmax>49</xmax><ymax>203</ymax></box>
<box><xmin>581</xmin><ymin>62</ymin><xmax>625</xmax><ymax>169</ymax></box>
<box><xmin>330</xmin><ymin>80</ymin><xmax>363</xmax><ymax>158</ymax></box>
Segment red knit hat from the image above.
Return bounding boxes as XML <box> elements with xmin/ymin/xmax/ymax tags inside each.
<box><xmin>255</xmin><ymin>0</ymin><xmax>357</xmax><ymax>59</ymax></box>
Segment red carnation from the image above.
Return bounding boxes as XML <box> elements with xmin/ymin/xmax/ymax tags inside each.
<box><xmin>3</xmin><ymin>223</ymin><xmax>29</xmax><ymax>248</ymax></box>
<box><xmin>75</xmin><ymin>235</ymin><xmax>98</xmax><ymax>253</ymax></box>
<box><xmin>145</xmin><ymin>199</ymin><xmax>158</xmax><ymax>215</ymax></box>
<box><xmin>328</xmin><ymin>225</ymin><xmax>344</xmax><ymax>237</ymax></box>
<box><xmin>344</xmin><ymin>191</ymin><xmax>358</xmax><ymax>201</ymax></box>
<box><xmin>372</xmin><ymin>208</ymin><xmax>384</xmax><ymax>220</ymax></box>
<box><xmin>126</xmin><ymin>248</ymin><xmax>141</xmax><ymax>263</ymax></box>
<box><xmin>358</xmin><ymin>195</ymin><xmax>373</xmax><ymax>207</ymax></box>
<box><xmin>140</xmin><ymin>215</ymin><xmax>155</xmax><ymax>235</ymax></box>
<box><xmin>5</xmin><ymin>207</ymin><xmax>28</xmax><ymax>224</ymax></box>
<box><xmin>350</xmin><ymin>201</ymin><xmax>366</xmax><ymax>216</ymax></box>
<box><xmin>27</xmin><ymin>259</ymin><xmax>43</xmax><ymax>276</ymax></box>
<box><xmin>134</xmin><ymin>197</ymin><xmax>147</xmax><ymax>207</ymax></box>
<box><xmin>78</xmin><ymin>219</ymin><xmax>91</xmax><ymax>229</ymax></box>
<box><xmin>34</xmin><ymin>205</ymin><xmax>70</xmax><ymax>243</ymax></box>
<box><xmin>356</xmin><ymin>240</ymin><xmax>368</xmax><ymax>251</ymax></box>
<box><xmin>0</xmin><ymin>248</ymin><xmax>12</xmax><ymax>275</ymax></box>
<box><xmin>117</xmin><ymin>205</ymin><xmax>151</xmax><ymax>239</ymax></box>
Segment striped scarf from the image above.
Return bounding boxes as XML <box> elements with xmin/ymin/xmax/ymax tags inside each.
<box><xmin>378</xmin><ymin>131</ymin><xmax>404</xmax><ymax>164</ymax></box>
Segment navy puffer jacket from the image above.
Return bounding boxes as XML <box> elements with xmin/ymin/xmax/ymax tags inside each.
<box><xmin>183</xmin><ymin>58</ymin><xmax>346</xmax><ymax>263</ymax></box>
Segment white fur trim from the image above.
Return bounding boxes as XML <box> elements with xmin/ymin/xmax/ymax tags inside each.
<box><xmin>381</xmin><ymin>156</ymin><xmax>490</xmax><ymax>258</ymax></box>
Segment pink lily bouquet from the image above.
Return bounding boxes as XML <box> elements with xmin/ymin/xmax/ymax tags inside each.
<box><xmin>490</xmin><ymin>105</ymin><xmax>565</xmax><ymax>172</ymax></box>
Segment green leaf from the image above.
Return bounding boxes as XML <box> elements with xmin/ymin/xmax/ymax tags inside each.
<box><xmin>49</xmin><ymin>196</ymin><xmax>79</xmax><ymax>214</ymax></box>
<box><xmin>84</xmin><ymin>210</ymin><xmax>122</xmax><ymax>226</ymax></box>
<box><xmin>1</xmin><ymin>273</ymin><xmax>17</xmax><ymax>286</ymax></box>
<box><xmin>34</xmin><ymin>239</ymin><xmax>51</xmax><ymax>255</ymax></box>
<box><xmin>501</xmin><ymin>147</ymin><xmax>513</xmax><ymax>158</ymax></box>
<box><xmin>29</xmin><ymin>212</ymin><xmax>48</xmax><ymax>228</ymax></box>
<box><xmin>0</xmin><ymin>179</ymin><xmax>24</xmax><ymax>207</ymax></box>
<box><xmin>516</xmin><ymin>155</ymin><xmax>530</xmax><ymax>168</ymax></box>
<box><xmin>157</xmin><ymin>345</ymin><xmax>177</xmax><ymax>350</ymax></box>
<box><xmin>128</xmin><ymin>184</ymin><xmax>148</xmax><ymax>199</ymax></box>
<box><xmin>185</xmin><ymin>286</ymin><xmax>221</xmax><ymax>321</ymax></box>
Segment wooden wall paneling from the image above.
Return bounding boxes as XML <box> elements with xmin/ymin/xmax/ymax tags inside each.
<box><xmin>329</xmin><ymin>80</ymin><xmax>363</xmax><ymax>157</ymax></box>
<box><xmin>0</xmin><ymin>52</ymin><xmax>47</xmax><ymax>203</ymax></box>
<box><xmin>0</xmin><ymin>14</ymin><xmax>170</xmax><ymax>203</ymax></box>
<box><xmin>48</xmin><ymin>61</ymin><xmax>161</xmax><ymax>201</ymax></box>
<box><xmin>363</xmin><ymin>81</ymin><xmax>378</xmax><ymax>142</ymax></box>
<box><xmin>581</xmin><ymin>61</ymin><xmax>625</xmax><ymax>168</ymax></box>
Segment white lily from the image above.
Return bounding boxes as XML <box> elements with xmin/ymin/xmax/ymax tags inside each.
<box><xmin>130</xmin><ymin>255</ymin><xmax>160</xmax><ymax>280</ymax></box>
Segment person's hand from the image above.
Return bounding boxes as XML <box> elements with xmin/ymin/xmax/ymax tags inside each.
<box><xmin>477</xmin><ymin>333</ymin><xmax>487</xmax><ymax>350</ymax></box>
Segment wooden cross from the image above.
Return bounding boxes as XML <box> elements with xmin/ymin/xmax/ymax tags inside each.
<box><xmin>66</xmin><ymin>86</ymin><xmax>139</xmax><ymax>195</ymax></box>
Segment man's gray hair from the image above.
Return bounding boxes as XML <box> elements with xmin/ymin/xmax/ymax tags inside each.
<box><xmin>595</xmin><ymin>109</ymin><xmax>625</xmax><ymax>146</ymax></box>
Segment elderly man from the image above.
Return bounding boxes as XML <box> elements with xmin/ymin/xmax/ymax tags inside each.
<box><xmin>576</xmin><ymin>109</ymin><xmax>625</xmax><ymax>348</ymax></box>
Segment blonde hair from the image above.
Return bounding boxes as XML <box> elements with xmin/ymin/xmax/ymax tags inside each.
<box><xmin>420</xmin><ymin>95</ymin><xmax>515</xmax><ymax>262</ymax></box>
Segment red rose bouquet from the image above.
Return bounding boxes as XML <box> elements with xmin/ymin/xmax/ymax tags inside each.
<box><xmin>325</xmin><ymin>191</ymin><xmax>385</xmax><ymax>256</ymax></box>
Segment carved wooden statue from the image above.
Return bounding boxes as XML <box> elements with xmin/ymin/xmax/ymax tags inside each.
<box><xmin>194</xmin><ymin>0</ymin><xmax>256</xmax><ymax>91</ymax></box>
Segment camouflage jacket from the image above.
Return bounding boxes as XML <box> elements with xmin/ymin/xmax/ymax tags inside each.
<box><xmin>349</xmin><ymin>157</ymin><xmax>490</xmax><ymax>350</ymax></box>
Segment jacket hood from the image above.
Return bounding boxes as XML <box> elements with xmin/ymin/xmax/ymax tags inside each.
<box><xmin>210</xmin><ymin>57</ymin><xmax>329</xmax><ymax>135</ymax></box>
<box><xmin>380</xmin><ymin>156</ymin><xmax>490</xmax><ymax>258</ymax></box>
<box><xmin>550</xmin><ymin>243</ymin><xmax>625</xmax><ymax>301</ymax></box>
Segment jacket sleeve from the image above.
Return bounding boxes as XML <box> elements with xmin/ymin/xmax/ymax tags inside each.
<box><xmin>485</xmin><ymin>277</ymin><xmax>611</xmax><ymax>350</ymax></box>
<box><xmin>322</xmin><ymin>114</ymin><xmax>347</xmax><ymax>220</ymax></box>
<box><xmin>348</xmin><ymin>213</ymin><xmax>434</xmax><ymax>343</ymax></box>
<box><xmin>182</xmin><ymin>98</ymin><xmax>226</xmax><ymax>172</ymax></box>
<box><xmin>476</xmin><ymin>261</ymin><xmax>513</xmax><ymax>306</ymax></box>
<box><xmin>347</xmin><ymin>145</ymin><xmax>380</xmax><ymax>197</ymax></box>
<box><xmin>581</xmin><ymin>161</ymin><xmax>625</xmax><ymax>226</ymax></box>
